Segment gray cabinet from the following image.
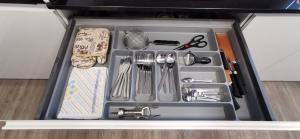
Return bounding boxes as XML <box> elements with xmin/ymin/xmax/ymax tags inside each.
<box><xmin>0</xmin><ymin>4</ymin><xmax>66</xmax><ymax>79</ymax></box>
<box><xmin>243</xmin><ymin>14</ymin><xmax>300</xmax><ymax>81</ymax></box>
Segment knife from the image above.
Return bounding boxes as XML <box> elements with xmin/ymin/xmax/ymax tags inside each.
<box><xmin>152</xmin><ymin>40</ymin><xmax>180</xmax><ymax>46</ymax></box>
<box><xmin>220</xmin><ymin>49</ymin><xmax>229</xmax><ymax>70</ymax></box>
<box><xmin>232</xmin><ymin>70</ymin><xmax>246</xmax><ymax>96</ymax></box>
<box><xmin>229</xmin><ymin>71</ymin><xmax>243</xmax><ymax>98</ymax></box>
<box><xmin>229</xmin><ymin>83</ymin><xmax>241</xmax><ymax>110</ymax></box>
<box><xmin>232</xmin><ymin>60</ymin><xmax>246</xmax><ymax>86</ymax></box>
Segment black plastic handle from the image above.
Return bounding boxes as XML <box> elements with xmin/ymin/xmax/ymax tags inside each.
<box><xmin>229</xmin><ymin>85</ymin><xmax>241</xmax><ymax>110</ymax></box>
<box><xmin>233</xmin><ymin>71</ymin><xmax>246</xmax><ymax>95</ymax></box>
<box><xmin>220</xmin><ymin>49</ymin><xmax>229</xmax><ymax>70</ymax></box>
<box><xmin>152</xmin><ymin>40</ymin><xmax>180</xmax><ymax>46</ymax></box>
<box><xmin>232</xmin><ymin>61</ymin><xmax>246</xmax><ymax>86</ymax></box>
<box><xmin>230</xmin><ymin>71</ymin><xmax>243</xmax><ymax>98</ymax></box>
<box><xmin>195</xmin><ymin>57</ymin><xmax>211</xmax><ymax>64</ymax></box>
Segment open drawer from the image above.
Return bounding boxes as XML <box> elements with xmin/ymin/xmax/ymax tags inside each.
<box><xmin>37</xmin><ymin>18</ymin><xmax>275</xmax><ymax>125</ymax></box>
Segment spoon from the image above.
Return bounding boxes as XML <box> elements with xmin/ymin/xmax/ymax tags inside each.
<box><xmin>166</xmin><ymin>53</ymin><xmax>176</xmax><ymax>66</ymax></box>
<box><xmin>166</xmin><ymin>53</ymin><xmax>176</xmax><ymax>94</ymax></box>
<box><xmin>158</xmin><ymin>53</ymin><xmax>176</xmax><ymax>92</ymax></box>
<box><xmin>181</xmin><ymin>77</ymin><xmax>213</xmax><ymax>83</ymax></box>
<box><xmin>156</xmin><ymin>53</ymin><xmax>166</xmax><ymax>69</ymax></box>
<box><xmin>156</xmin><ymin>53</ymin><xmax>167</xmax><ymax>93</ymax></box>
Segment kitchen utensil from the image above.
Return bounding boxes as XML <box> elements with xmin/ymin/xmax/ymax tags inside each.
<box><xmin>229</xmin><ymin>71</ymin><xmax>242</xmax><ymax>98</ymax></box>
<box><xmin>229</xmin><ymin>83</ymin><xmax>241</xmax><ymax>110</ymax></box>
<box><xmin>181</xmin><ymin>77</ymin><xmax>213</xmax><ymax>83</ymax></box>
<box><xmin>185</xmin><ymin>95</ymin><xmax>220</xmax><ymax>102</ymax></box>
<box><xmin>156</xmin><ymin>53</ymin><xmax>167</xmax><ymax>93</ymax></box>
<box><xmin>183</xmin><ymin>51</ymin><xmax>211</xmax><ymax>66</ymax></box>
<box><xmin>111</xmin><ymin>106</ymin><xmax>159</xmax><ymax>120</ymax></box>
<box><xmin>173</xmin><ymin>34</ymin><xmax>207</xmax><ymax>50</ymax></box>
<box><xmin>166</xmin><ymin>53</ymin><xmax>176</xmax><ymax>95</ymax></box>
<box><xmin>152</xmin><ymin>40</ymin><xmax>180</xmax><ymax>46</ymax></box>
<box><xmin>111</xmin><ymin>57</ymin><xmax>132</xmax><ymax>99</ymax></box>
<box><xmin>182</xmin><ymin>88</ymin><xmax>221</xmax><ymax>102</ymax></box>
<box><xmin>123</xmin><ymin>30</ymin><xmax>180</xmax><ymax>50</ymax></box>
<box><xmin>232</xmin><ymin>70</ymin><xmax>246</xmax><ymax>96</ymax></box>
<box><xmin>220</xmin><ymin>49</ymin><xmax>229</xmax><ymax>70</ymax></box>
<box><xmin>136</xmin><ymin>52</ymin><xmax>154</xmax><ymax>95</ymax></box>
<box><xmin>156</xmin><ymin>53</ymin><xmax>166</xmax><ymax>69</ymax></box>
<box><xmin>123</xmin><ymin>30</ymin><xmax>150</xmax><ymax>50</ymax></box>
<box><xmin>158</xmin><ymin>53</ymin><xmax>176</xmax><ymax>94</ymax></box>
<box><xmin>232</xmin><ymin>60</ymin><xmax>246</xmax><ymax>86</ymax></box>
<box><xmin>232</xmin><ymin>61</ymin><xmax>246</xmax><ymax>95</ymax></box>
<box><xmin>229</xmin><ymin>61</ymin><xmax>244</xmax><ymax>97</ymax></box>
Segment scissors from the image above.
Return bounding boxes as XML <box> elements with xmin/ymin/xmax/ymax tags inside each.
<box><xmin>174</xmin><ymin>35</ymin><xmax>208</xmax><ymax>50</ymax></box>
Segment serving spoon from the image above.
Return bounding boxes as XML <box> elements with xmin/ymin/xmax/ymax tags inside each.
<box><xmin>181</xmin><ymin>77</ymin><xmax>213</xmax><ymax>83</ymax></box>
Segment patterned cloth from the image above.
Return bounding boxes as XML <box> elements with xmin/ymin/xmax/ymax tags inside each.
<box><xmin>57</xmin><ymin>67</ymin><xmax>107</xmax><ymax>119</ymax></box>
<box><xmin>71</xmin><ymin>28</ymin><xmax>110</xmax><ymax>68</ymax></box>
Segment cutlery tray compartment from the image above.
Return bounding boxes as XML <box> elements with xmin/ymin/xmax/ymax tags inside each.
<box><xmin>115</xmin><ymin>26</ymin><xmax>218</xmax><ymax>51</ymax></box>
<box><xmin>41</xmin><ymin>18</ymin><xmax>273</xmax><ymax>121</ymax></box>
<box><xmin>179</xmin><ymin>67</ymin><xmax>227</xmax><ymax>83</ymax></box>
<box><xmin>106</xmin><ymin>102</ymin><xmax>237</xmax><ymax>120</ymax></box>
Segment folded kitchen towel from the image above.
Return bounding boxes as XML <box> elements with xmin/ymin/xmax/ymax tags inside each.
<box><xmin>57</xmin><ymin>67</ymin><xmax>107</xmax><ymax>119</ymax></box>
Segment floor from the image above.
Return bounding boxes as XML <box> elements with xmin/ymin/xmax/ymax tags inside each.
<box><xmin>0</xmin><ymin>80</ymin><xmax>300</xmax><ymax>138</ymax></box>
<box><xmin>0</xmin><ymin>80</ymin><xmax>46</xmax><ymax>120</ymax></box>
<box><xmin>262</xmin><ymin>82</ymin><xmax>300</xmax><ymax>121</ymax></box>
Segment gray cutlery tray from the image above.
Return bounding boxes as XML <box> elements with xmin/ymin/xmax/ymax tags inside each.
<box><xmin>43</xmin><ymin>19</ymin><xmax>270</xmax><ymax>121</ymax></box>
<box><xmin>105</xmin><ymin>49</ymin><xmax>234</xmax><ymax>120</ymax></box>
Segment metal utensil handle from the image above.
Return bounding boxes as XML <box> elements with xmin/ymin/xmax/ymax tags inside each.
<box><xmin>149</xmin><ymin>68</ymin><xmax>153</xmax><ymax>95</ymax></box>
<box><xmin>161</xmin><ymin>65</ymin><xmax>167</xmax><ymax>94</ymax></box>
<box><xmin>112</xmin><ymin>71</ymin><xmax>124</xmax><ymax>97</ymax></box>
<box><xmin>117</xmin><ymin>73</ymin><xmax>126</xmax><ymax>97</ymax></box>
<box><xmin>123</xmin><ymin>110</ymin><xmax>144</xmax><ymax>115</ymax></box>
<box><xmin>119</xmin><ymin>63</ymin><xmax>130</xmax><ymax>97</ymax></box>
<box><xmin>140</xmin><ymin>69</ymin><xmax>145</xmax><ymax>94</ymax></box>
<box><xmin>136</xmin><ymin>67</ymin><xmax>140</xmax><ymax>94</ymax></box>
<box><xmin>126</xmin><ymin>66</ymin><xmax>131</xmax><ymax>98</ymax></box>
<box><xmin>158</xmin><ymin>66</ymin><xmax>168</xmax><ymax>91</ymax></box>
<box><xmin>169</xmin><ymin>68</ymin><xmax>176</xmax><ymax>94</ymax></box>
<box><xmin>168</xmin><ymin>68</ymin><xmax>172</xmax><ymax>94</ymax></box>
<box><xmin>144</xmin><ymin>69</ymin><xmax>149</xmax><ymax>94</ymax></box>
<box><xmin>193</xmin><ymin>79</ymin><xmax>213</xmax><ymax>83</ymax></box>
<box><xmin>111</xmin><ymin>76</ymin><xmax>121</xmax><ymax>97</ymax></box>
<box><xmin>122</xmin><ymin>64</ymin><xmax>130</xmax><ymax>98</ymax></box>
<box><xmin>111</xmin><ymin>63</ymin><xmax>124</xmax><ymax>97</ymax></box>
<box><xmin>123</xmin><ymin>71</ymin><xmax>128</xmax><ymax>98</ymax></box>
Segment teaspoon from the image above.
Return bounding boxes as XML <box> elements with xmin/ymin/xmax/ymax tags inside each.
<box><xmin>181</xmin><ymin>77</ymin><xmax>213</xmax><ymax>83</ymax></box>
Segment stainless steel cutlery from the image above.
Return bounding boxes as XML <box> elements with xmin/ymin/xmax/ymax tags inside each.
<box><xmin>181</xmin><ymin>77</ymin><xmax>213</xmax><ymax>83</ymax></box>
<box><xmin>182</xmin><ymin>88</ymin><xmax>222</xmax><ymax>102</ymax></box>
<box><xmin>111</xmin><ymin>106</ymin><xmax>159</xmax><ymax>120</ymax></box>
<box><xmin>157</xmin><ymin>52</ymin><xmax>176</xmax><ymax>94</ymax></box>
<box><xmin>136</xmin><ymin>52</ymin><xmax>154</xmax><ymax>95</ymax></box>
<box><xmin>111</xmin><ymin>57</ymin><xmax>132</xmax><ymax>99</ymax></box>
<box><xmin>183</xmin><ymin>51</ymin><xmax>211</xmax><ymax>66</ymax></box>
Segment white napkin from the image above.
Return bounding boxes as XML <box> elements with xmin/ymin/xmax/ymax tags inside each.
<box><xmin>57</xmin><ymin>67</ymin><xmax>107</xmax><ymax>119</ymax></box>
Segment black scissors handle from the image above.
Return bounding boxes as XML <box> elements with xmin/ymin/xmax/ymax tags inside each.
<box><xmin>189</xmin><ymin>35</ymin><xmax>207</xmax><ymax>48</ymax></box>
<box><xmin>173</xmin><ymin>35</ymin><xmax>208</xmax><ymax>50</ymax></box>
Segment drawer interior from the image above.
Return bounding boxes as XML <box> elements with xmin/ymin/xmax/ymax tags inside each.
<box><xmin>42</xmin><ymin>18</ymin><xmax>272</xmax><ymax>121</ymax></box>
